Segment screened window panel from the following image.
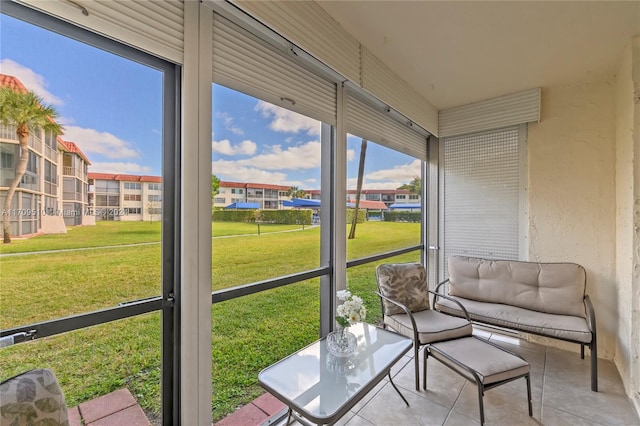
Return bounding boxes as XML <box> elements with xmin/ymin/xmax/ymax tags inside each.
<box><xmin>212</xmin><ymin>13</ymin><xmax>337</xmax><ymax>126</ymax></box>
<box><xmin>346</xmin><ymin>94</ymin><xmax>427</xmax><ymax>161</ymax></box>
<box><xmin>441</xmin><ymin>126</ymin><xmax>522</xmax><ymax>278</ymax></box>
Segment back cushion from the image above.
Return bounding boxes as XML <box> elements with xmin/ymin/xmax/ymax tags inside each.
<box><xmin>448</xmin><ymin>256</ymin><xmax>586</xmax><ymax>317</ymax></box>
<box><xmin>0</xmin><ymin>368</ymin><xmax>69</xmax><ymax>426</ymax></box>
<box><xmin>376</xmin><ymin>263</ymin><xmax>430</xmax><ymax>316</ymax></box>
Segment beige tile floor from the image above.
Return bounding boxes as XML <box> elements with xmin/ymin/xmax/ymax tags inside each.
<box><xmin>275</xmin><ymin>328</ymin><xmax>640</xmax><ymax>426</ymax></box>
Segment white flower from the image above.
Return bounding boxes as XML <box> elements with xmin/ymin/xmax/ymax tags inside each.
<box><xmin>337</xmin><ymin>289</ymin><xmax>351</xmax><ymax>301</ymax></box>
<box><xmin>336</xmin><ymin>289</ymin><xmax>367</xmax><ymax>327</ymax></box>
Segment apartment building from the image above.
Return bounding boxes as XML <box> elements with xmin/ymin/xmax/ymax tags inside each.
<box><xmin>0</xmin><ymin>74</ymin><xmax>93</xmax><ymax>237</ymax></box>
<box><xmin>306</xmin><ymin>189</ymin><xmax>420</xmax><ymax>208</ymax></box>
<box><xmin>88</xmin><ymin>173</ymin><xmax>163</xmax><ymax>221</ymax></box>
<box><xmin>214</xmin><ymin>181</ymin><xmax>291</xmax><ymax>209</ymax></box>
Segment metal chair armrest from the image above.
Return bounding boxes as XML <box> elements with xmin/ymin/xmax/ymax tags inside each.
<box><xmin>584</xmin><ymin>295</ymin><xmax>596</xmax><ymax>334</ymax></box>
<box><xmin>428</xmin><ymin>289</ymin><xmax>471</xmax><ymax>322</ymax></box>
<box><xmin>376</xmin><ymin>291</ymin><xmax>420</xmax><ymax>343</ymax></box>
<box><xmin>434</xmin><ymin>279</ymin><xmax>450</xmax><ymax>294</ymax></box>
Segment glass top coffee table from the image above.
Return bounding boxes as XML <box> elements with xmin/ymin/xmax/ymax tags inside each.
<box><xmin>258</xmin><ymin>322</ymin><xmax>412</xmax><ymax>425</ymax></box>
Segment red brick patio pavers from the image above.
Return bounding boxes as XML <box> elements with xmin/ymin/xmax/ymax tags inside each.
<box><xmin>214</xmin><ymin>392</ymin><xmax>286</xmax><ymax>426</ymax></box>
<box><xmin>69</xmin><ymin>388</ymin><xmax>151</xmax><ymax>426</ymax></box>
<box><xmin>70</xmin><ymin>388</ymin><xmax>283</xmax><ymax>426</ymax></box>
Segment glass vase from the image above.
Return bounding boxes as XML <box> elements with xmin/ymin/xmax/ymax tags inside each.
<box><xmin>326</xmin><ymin>327</ymin><xmax>357</xmax><ymax>357</ymax></box>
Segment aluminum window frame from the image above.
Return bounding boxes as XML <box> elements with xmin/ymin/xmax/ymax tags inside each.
<box><xmin>0</xmin><ymin>3</ymin><xmax>181</xmax><ymax>425</ymax></box>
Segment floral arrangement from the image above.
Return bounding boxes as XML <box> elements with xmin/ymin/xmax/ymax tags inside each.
<box><xmin>336</xmin><ymin>289</ymin><xmax>366</xmax><ymax>328</ymax></box>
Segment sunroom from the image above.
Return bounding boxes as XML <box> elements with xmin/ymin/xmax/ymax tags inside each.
<box><xmin>0</xmin><ymin>1</ymin><xmax>638</xmax><ymax>425</ymax></box>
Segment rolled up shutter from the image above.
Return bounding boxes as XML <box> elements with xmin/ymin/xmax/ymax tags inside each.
<box><xmin>346</xmin><ymin>94</ymin><xmax>427</xmax><ymax>160</ymax></box>
<box><xmin>212</xmin><ymin>13</ymin><xmax>337</xmax><ymax>126</ymax></box>
<box><xmin>439</xmin><ymin>88</ymin><xmax>540</xmax><ymax>138</ymax></box>
<box><xmin>18</xmin><ymin>0</ymin><xmax>184</xmax><ymax>64</ymax></box>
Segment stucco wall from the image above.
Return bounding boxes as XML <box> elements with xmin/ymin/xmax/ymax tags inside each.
<box><xmin>527</xmin><ymin>80</ymin><xmax>617</xmax><ymax>359</ymax></box>
<box><xmin>632</xmin><ymin>35</ymin><xmax>640</xmax><ymax>417</ymax></box>
<box><xmin>615</xmin><ymin>40</ymin><xmax>637</xmax><ymax>411</ymax></box>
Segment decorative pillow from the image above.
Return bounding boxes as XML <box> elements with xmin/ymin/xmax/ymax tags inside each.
<box><xmin>0</xmin><ymin>368</ymin><xmax>69</xmax><ymax>426</ymax></box>
<box><xmin>376</xmin><ymin>263</ymin><xmax>430</xmax><ymax>316</ymax></box>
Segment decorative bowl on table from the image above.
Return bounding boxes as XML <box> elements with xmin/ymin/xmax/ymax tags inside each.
<box><xmin>326</xmin><ymin>329</ymin><xmax>357</xmax><ymax>357</ymax></box>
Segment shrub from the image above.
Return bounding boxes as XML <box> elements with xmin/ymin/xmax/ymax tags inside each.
<box><xmin>258</xmin><ymin>209</ymin><xmax>313</xmax><ymax>225</ymax></box>
<box><xmin>383</xmin><ymin>211</ymin><xmax>421</xmax><ymax>222</ymax></box>
<box><xmin>346</xmin><ymin>208</ymin><xmax>366</xmax><ymax>224</ymax></box>
<box><xmin>212</xmin><ymin>210</ymin><xmax>258</xmax><ymax>222</ymax></box>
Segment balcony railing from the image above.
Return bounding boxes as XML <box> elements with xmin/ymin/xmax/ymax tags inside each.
<box><xmin>0</xmin><ymin>126</ymin><xmax>42</xmax><ymax>154</ymax></box>
<box><xmin>44</xmin><ymin>182</ymin><xmax>58</xmax><ymax>197</ymax></box>
<box><xmin>28</xmin><ymin>134</ymin><xmax>42</xmax><ymax>152</ymax></box>
<box><xmin>0</xmin><ymin>125</ymin><xmax>16</xmax><ymax>140</ymax></box>
<box><xmin>44</xmin><ymin>144</ymin><xmax>57</xmax><ymax>161</ymax></box>
<box><xmin>63</xmin><ymin>166</ymin><xmax>86</xmax><ymax>179</ymax></box>
<box><xmin>63</xmin><ymin>191</ymin><xmax>84</xmax><ymax>202</ymax></box>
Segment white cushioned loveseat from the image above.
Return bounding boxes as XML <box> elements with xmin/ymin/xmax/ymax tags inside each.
<box><xmin>434</xmin><ymin>255</ymin><xmax>598</xmax><ymax>391</ymax></box>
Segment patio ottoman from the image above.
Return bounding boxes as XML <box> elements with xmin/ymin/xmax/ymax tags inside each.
<box><xmin>426</xmin><ymin>336</ymin><xmax>532</xmax><ymax>425</ymax></box>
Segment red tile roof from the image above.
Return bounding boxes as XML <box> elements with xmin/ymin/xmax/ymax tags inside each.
<box><xmin>0</xmin><ymin>73</ymin><xmax>64</xmax><ymax>128</ymax></box>
<box><xmin>1</xmin><ymin>74</ymin><xmax>94</xmax><ymax>167</ymax></box>
<box><xmin>88</xmin><ymin>172</ymin><xmax>162</xmax><ymax>183</ymax></box>
<box><xmin>348</xmin><ymin>199</ymin><xmax>389</xmax><ymax>210</ymax></box>
<box><xmin>219</xmin><ymin>181</ymin><xmax>291</xmax><ymax>191</ymax></box>
<box><xmin>0</xmin><ymin>74</ymin><xmax>28</xmax><ymax>93</ymax></box>
<box><xmin>306</xmin><ymin>189</ymin><xmax>411</xmax><ymax>195</ymax></box>
<box><xmin>59</xmin><ymin>140</ymin><xmax>91</xmax><ymax>165</ymax></box>
<box><xmin>246</xmin><ymin>182</ymin><xmax>290</xmax><ymax>190</ymax></box>
<box><xmin>219</xmin><ymin>181</ymin><xmax>245</xmax><ymax>188</ymax></box>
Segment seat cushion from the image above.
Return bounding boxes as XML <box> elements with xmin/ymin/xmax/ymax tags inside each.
<box><xmin>435</xmin><ymin>296</ymin><xmax>592</xmax><ymax>343</ymax></box>
<box><xmin>376</xmin><ymin>263</ymin><xmax>430</xmax><ymax>316</ymax></box>
<box><xmin>384</xmin><ymin>309</ymin><xmax>473</xmax><ymax>344</ymax></box>
<box><xmin>430</xmin><ymin>336</ymin><xmax>530</xmax><ymax>385</ymax></box>
<box><xmin>0</xmin><ymin>368</ymin><xmax>69</xmax><ymax>426</ymax></box>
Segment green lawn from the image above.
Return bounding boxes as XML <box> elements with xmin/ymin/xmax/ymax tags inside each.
<box><xmin>0</xmin><ymin>220</ymin><xmax>419</xmax><ymax>422</ymax></box>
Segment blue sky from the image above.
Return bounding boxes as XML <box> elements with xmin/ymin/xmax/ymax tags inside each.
<box><xmin>1</xmin><ymin>14</ymin><xmax>420</xmax><ymax>190</ymax></box>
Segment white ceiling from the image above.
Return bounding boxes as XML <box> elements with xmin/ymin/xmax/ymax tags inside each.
<box><xmin>317</xmin><ymin>1</ymin><xmax>640</xmax><ymax>110</ymax></box>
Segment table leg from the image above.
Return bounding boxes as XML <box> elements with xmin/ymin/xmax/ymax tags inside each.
<box><xmin>387</xmin><ymin>372</ymin><xmax>410</xmax><ymax>407</ymax></box>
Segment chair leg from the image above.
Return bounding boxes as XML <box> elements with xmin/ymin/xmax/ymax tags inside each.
<box><xmin>422</xmin><ymin>346</ymin><xmax>428</xmax><ymax>390</ymax></box>
<box><xmin>526</xmin><ymin>374</ymin><xmax>533</xmax><ymax>417</ymax></box>
<box><xmin>591</xmin><ymin>342</ymin><xmax>598</xmax><ymax>392</ymax></box>
<box><xmin>581</xmin><ymin>344</ymin><xmax>585</xmax><ymax>359</ymax></box>
<box><xmin>477</xmin><ymin>385</ymin><xmax>485</xmax><ymax>426</ymax></box>
<box><xmin>414</xmin><ymin>343</ymin><xmax>420</xmax><ymax>391</ymax></box>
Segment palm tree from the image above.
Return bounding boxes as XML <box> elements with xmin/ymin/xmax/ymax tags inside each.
<box><xmin>0</xmin><ymin>87</ymin><xmax>63</xmax><ymax>243</ymax></box>
<box><xmin>397</xmin><ymin>176</ymin><xmax>421</xmax><ymax>195</ymax></box>
<box><xmin>348</xmin><ymin>139</ymin><xmax>367</xmax><ymax>239</ymax></box>
<box><xmin>287</xmin><ymin>186</ymin><xmax>306</xmax><ymax>199</ymax></box>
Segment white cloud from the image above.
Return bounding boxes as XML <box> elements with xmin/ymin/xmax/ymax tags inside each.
<box><xmin>212</xmin><ymin>160</ymin><xmax>303</xmax><ymax>187</ymax></box>
<box><xmin>346</xmin><ymin>149</ymin><xmax>356</xmax><ymax>162</ymax></box>
<box><xmin>212</xmin><ymin>139</ymin><xmax>257</xmax><ymax>156</ymax></box>
<box><xmin>346</xmin><ymin>177</ymin><xmax>404</xmax><ymax>191</ymax></box>
<box><xmin>346</xmin><ymin>159</ymin><xmax>421</xmax><ymax>190</ymax></box>
<box><xmin>235</xmin><ymin>141</ymin><xmax>320</xmax><ymax>170</ymax></box>
<box><xmin>0</xmin><ymin>59</ymin><xmax>63</xmax><ymax>106</ymax></box>
<box><xmin>62</xmin><ymin>125</ymin><xmax>140</xmax><ymax>159</ymax></box>
<box><xmin>365</xmin><ymin>159</ymin><xmax>421</xmax><ymax>182</ymax></box>
<box><xmin>89</xmin><ymin>162</ymin><xmax>152</xmax><ymax>174</ymax></box>
<box><xmin>215</xmin><ymin>112</ymin><xmax>244</xmax><ymax>135</ymax></box>
<box><xmin>255</xmin><ymin>101</ymin><xmax>320</xmax><ymax>136</ymax></box>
